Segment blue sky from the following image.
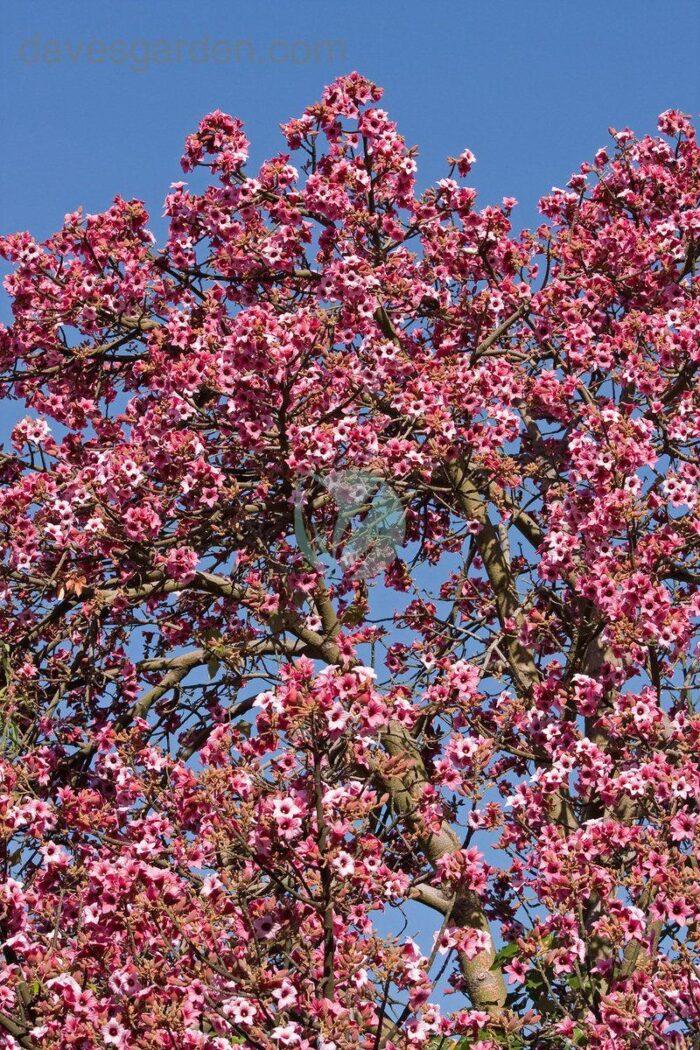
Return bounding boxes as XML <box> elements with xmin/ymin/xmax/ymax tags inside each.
<box><xmin>1</xmin><ymin>0</ymin><xmax>698</xmax><ymax>251</ymax></box>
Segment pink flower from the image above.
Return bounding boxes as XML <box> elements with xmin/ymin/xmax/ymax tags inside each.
<box><xmin>454</xmin><ymin>148</ymin><xmax>476</xmax><ymax>176</ymax></box>
<box><xmin>332</xmin><ymin>851</ymin><xmax>355</xmax><ymax>878</ymax></box>
<box><xmin>504</xmin><ymin>958</ymin><xmax>528</xmax><ymax>985</ymax></box>
<box><xmin>223</xmin><ymin>997</ymin><xmax>257</xmax><ymax>1026</ymax></box>
<box><xmin>272</xmin><ymin>978</ymin><xmax>298</xmax><ymax>1010</ymax></box>
<box><xmin>326</xmin><ymin>702</ymin><xmax>350</xmax><ymax>734</ymax></box>
<box><xmin>271</xmin><ymin>1021</ymin><xmax>302</xmax><ymax>1046</ymax></box>
<box><xmin>102</xmin><ymin>1018</ymin><xmax>129</xmax><ymax>1047</ymax></box>
<box><xmin>162</xmin><ymin>545</ymin><xmax>199</xmax><ymax>582</ymax></box>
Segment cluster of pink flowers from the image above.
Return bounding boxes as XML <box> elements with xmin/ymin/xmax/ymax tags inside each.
<box><xmin>0</xmin><ymin>74</ymin><xmax>698</xmax><ymax>1047</ymax></box>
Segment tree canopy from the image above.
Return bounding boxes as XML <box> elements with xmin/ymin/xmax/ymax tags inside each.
<box><xmin>0</xmin><ymin>73</ymin><xmax>698</xmax><ymax>1049</ymax></box>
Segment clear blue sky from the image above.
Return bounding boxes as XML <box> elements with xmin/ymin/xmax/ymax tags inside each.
<box><xmin>1</xmin><ymin>0</ymin><xmax>698</xmax><ymax>251</ymax></box>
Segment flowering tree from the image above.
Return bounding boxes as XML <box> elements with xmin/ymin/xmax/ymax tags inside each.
<box><xmin>0</xmin><ymin>73</ymin><xmax>698</xmax><ymax>1050</ymax></box>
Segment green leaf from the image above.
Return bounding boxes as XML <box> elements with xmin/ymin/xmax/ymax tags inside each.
<box><xmin>0</xmin><ymin>717</ymin><xmax>21</xmax><ymax>756</ymax></box>
<box><xmin>492</xmin><ymin>940</ymin><xmax>519</xmax><ymax>967</ymax></box>
<box><xmin>524</xmin><ymin>968</ymin><xmax>547</xmax><ymax>994</ymax></box>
